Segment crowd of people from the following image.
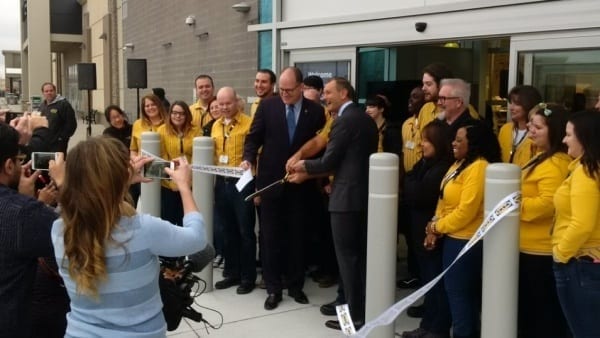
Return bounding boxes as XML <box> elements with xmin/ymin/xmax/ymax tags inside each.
<box><xmin>0</xmin><ymin>63</ymin><xmax>599</xmax><ymax>338</ymax></box>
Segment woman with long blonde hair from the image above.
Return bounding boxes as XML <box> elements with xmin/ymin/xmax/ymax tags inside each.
<box><xmin>50</xmin><ymin>137</ymin><xmax>206</xmax><ymax>337</ymax></box>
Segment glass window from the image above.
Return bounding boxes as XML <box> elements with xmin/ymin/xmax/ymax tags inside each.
<box><xmin>518</xmin><ymin>49</ymin><xmax>600</xmax><ymax>111</ymax></box>
<box><xmin>258</xmin><ymin>31</ymin><xmax>272</xmax><ymax>70</ymax></box>
<box><xmin>259</xmin><ymin>0</ymin><xmax>272</xmax><ymax>24</ymax></box>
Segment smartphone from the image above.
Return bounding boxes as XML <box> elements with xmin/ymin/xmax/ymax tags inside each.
<box><xmin>31</xmin><ymin>152</ymin><xmax>57</xmax><ymax>171</ymax></box>
<box><xmin>143</xmin><ymin>160</ymin><xmax>174</xmax><ymax>179</ymax></box>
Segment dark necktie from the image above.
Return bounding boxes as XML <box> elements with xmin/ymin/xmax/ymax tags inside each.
<box><xmin>286</xmin><ymin>104</ymin><xmax>296</xmax><ymax>143</ymax></box>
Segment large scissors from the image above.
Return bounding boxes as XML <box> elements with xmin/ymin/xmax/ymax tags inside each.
<box><xmin>244</xmin><ymin>173</ymin><xmax>289</xmax><ymax>202</ymax></box>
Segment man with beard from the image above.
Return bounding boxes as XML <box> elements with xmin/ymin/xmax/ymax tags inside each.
<box><xmin>38</xmin><ymin>82</ymin><xmax>77</xmax><ymax>154</ymax></box>
<box><xmin>250</xmin><ymin>69</ymin><xmax>277</xmax><ymax>117</ymax></box>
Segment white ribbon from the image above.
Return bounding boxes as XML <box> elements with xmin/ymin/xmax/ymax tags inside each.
<box><xmin>345</xmin><ymin>191</ymin><xmax>521</xmax><ymax>337</ymax></box>
<box><xmin>140</xmin><ymin>150</ymin><xmax>244</xmax><ymax>178</ymax></box>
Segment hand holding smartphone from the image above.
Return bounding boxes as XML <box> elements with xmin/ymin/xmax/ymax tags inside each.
<box><xmin>143</xmin><ymin>159</ymin><xmax>174</xmax><ymax>180</ymax></box>
<box><xmin>31</xmin><ymin>152</ymin><xmax>58</xmax><ymax>171</ymax></box>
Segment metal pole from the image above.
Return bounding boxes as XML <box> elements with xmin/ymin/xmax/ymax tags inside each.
<box><xmin>140</xmin><ymin>131</ymin><xmax>161</xmax><ymax>217</ymax></box>
<box><xmin>365</xmin><ymin>153</ymin><xmax>399</xmax><ymax>338</ymax></box>
<box><xmin>193</xmin><ymin>136</ymin><xmax>215</xmax><ymax>291</ymax></box>
<box><xmin>481</xmin><ymin>163</ymin><xmax>521</xmax><ymax>338</ymax></box>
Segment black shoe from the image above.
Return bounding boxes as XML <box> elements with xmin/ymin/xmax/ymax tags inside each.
<box><xmin>325</xmin><ymin>319</ymin><xmax>364</xmax><ymax>331</ymax></box>
<box><xmin>406</xmin><ymin>304</ymin><xmax>424</xmax><ymax>318</ymax></box>
<box><xmin>397</xmin><ymin>277</ymin><xmax>421</xmax><ymax>289</ymax></box>
<box><xmin>320</xmin><ymin>300</ymin><xmax>343</xmax><ymax>316</ymax></box>
<box><xmin>236</xmin><ymin>281</ymin><xmax>255</xmax><ymax>295</ymax></box>
<box><xmin>264</xmin><ymin>293</ymin><xmax>282</xmax><ymax>310</ymax></box>
<box><xmin>289</xmin><ymin>290</ymin><xmax>309</xmax><ymax>304</ymax></box>
<box><xmin>215</xmin><ymin>277</ymin><xmax>240</xmax><ymax>290</ymax></box>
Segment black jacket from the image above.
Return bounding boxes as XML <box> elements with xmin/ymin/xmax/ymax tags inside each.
<box><xmin>39</xmin><ymin>95</ymin><xmax>77</xmax><ymax>153</ymax></box>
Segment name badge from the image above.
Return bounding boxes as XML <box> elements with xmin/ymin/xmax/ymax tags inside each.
<box><xmin>219</xmin><ymin>155</ymin><xmax>229</xmax><ymax>164</ymax></box>
<box><xmin>405</xmin><ymin>141</ymin><xmax>416</xmax><ymax>150</ymax></box>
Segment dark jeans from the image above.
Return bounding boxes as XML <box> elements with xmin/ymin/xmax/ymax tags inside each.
<box><xmin>213</xmin><ymin>203</ymin><xmax>224</xmax><ymax>256</ymax></box>
<box><xmin>519</xmin><ymin>253</ymin><xmax>569</xmax><ymax>338</ymax></box>
<box><xmin>129</xmin><ymin>183</ymin><xmax>141</xmax><ymax>208</ymax></box>
<box><xmin>215</xmin><ymin>177</ymin><xmax>257</xmax><ymax>283</ymax></box>
<box><xmin>416</xmin><ymin>239</ymin><xmax>451</xmax><ymax>335</ymax></box>
<box><xmin>161</xmin><ymin>186</ymin><xmax>183</xmax><ymax>226</ymax></box>
<box><xmin>554</xmin><ymin>259</ymin><xmax>600</xmax><ymax>338</ymax></box>
<box><xmin>443</xmin><ymin>237</ymin><xmax>482</xmax><ymax>338</ymax></box>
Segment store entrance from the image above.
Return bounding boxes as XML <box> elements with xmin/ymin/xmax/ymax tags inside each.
<box><xmin>357</xmin><ymin>38</ymin><xmax>510</xmax><ymax>131</ymax></box>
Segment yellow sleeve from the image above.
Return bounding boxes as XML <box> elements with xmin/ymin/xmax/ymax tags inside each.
<box><xmin>497</xmin><ymin>123</ymin><xmax>512</xmax><ymax>163</ymax></box>
<box><xmin>130</xmin><ymin>120</ymin><xmax>141</xmax><ymax>153</ymax></box>
<box><xmin>521</xmin><ymin>156</ymin><xmax>569</xmax><ymax>222</ymax></box>
<box><xmin>554</xmin><ymin>168</ymin><xmax>600</xmax><ymax>262</ymax></box>
<box><xmin>436</xmin><ymin>160</ymin><xmax>487</xmax><ymax>234</ymax></box>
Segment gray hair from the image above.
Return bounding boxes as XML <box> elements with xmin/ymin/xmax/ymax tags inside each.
<box><xmin>440</xmin><ymin>78</ymin><xmax>471</xmax><ymax>105</ymax></box>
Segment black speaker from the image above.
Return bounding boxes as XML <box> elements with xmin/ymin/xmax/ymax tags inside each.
<box><xmin>77</xmin><ymin>63</ymin><xmax>96</xmax><ymax>90</ymax></box>
<box><xmin>127</xmin><ymin>59</ymin><xmax>147</xmax><ymax>89</ymax></box>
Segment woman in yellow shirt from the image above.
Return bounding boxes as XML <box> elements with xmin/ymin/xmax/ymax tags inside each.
<box><xmin>497</xmin><ymin>85</ymin><xmax>541</xmax><ymax>166</ymax></box>
<box><xmin>552</xmin><ymin>110</ymin><xmax>600</xmax><ymax>338</ymax></box>
<box><xmin>519</xmin><ymin>103</ymin><xmax>570</xmax><ymax>338</ymax></box>
<box><xmin>129</xmin><ymin>94</ymin><xmax>166</xmax><ymax>206</ymax></box>
<box><xmin>157</xmin><ymin>101</ymin><xmax>200</xmax><ymax>226</ymax></box>
<box><xmin>425</xmin><ymin>121</ymin><xmax>501</xmax><ymax>338</ymax></box>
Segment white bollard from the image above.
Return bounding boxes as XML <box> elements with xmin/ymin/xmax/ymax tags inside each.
<box><xmin>481</xmin><ymin>163</ymin><xmax>521</xmax><ymax>338</ymax></box>
<box><xmin>140</xmin><ymin>132</ymin><xmax>161</xmax><ymax>217</ymax></box>
<box><xmin>193</xmin><ymin>136</ymin><xmax>215</xmax><ymax>291</ymax></box>
<box><xmin>365</xmin><ymin>153</ymin><xmax>399</xmax><ymax>338</ymax></box>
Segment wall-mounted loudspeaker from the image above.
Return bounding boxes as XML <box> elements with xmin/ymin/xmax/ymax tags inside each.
<box><xmin>77</xmin><ymin>63</ymin><xmax>97</xmax><ymax>90</ymax></box>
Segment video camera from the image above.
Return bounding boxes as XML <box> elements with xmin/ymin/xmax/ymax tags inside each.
<box><xmin>158</xmin><ymin>245</ymin><xmax>215</xmax><ymax>331</ymax></box>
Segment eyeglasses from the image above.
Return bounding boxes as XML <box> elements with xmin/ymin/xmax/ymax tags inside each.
<box><xmin>279</xmin><ymin>84</ymin><xmax>300</xmax><ymax>95</ymax></box>
<box><xmin>437</xmin><ymin>96</ymin><xmax>461</xmax><ymax>104</ymax></box>
<box><xmin>14</xmin><ymin>153</ymin><xmax>26</xmax><ymax>164</ymax></box>
<box><xmin>170</xmin><ymin>110</ymin><xmax>186</xmax><ymax>116</ymax></box>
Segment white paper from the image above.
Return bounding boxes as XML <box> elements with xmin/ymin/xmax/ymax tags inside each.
<box><xmin>235</xmin><ymin>169</ymin><xmax>253</xmax><ymax>192</ymax></box>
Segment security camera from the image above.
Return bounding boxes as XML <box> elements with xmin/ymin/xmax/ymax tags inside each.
<box><xmin>185</xmin><ymin>15</ymin><xmax>196</xmax><ymax>27</ymax></box>
<box><xmin>415</xmin><ymin>22</ymin><xmax>427</xmax><ymax>33</ymax></box>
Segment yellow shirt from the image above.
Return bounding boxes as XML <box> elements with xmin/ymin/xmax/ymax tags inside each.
<box><xmin>190</xmin><ymin>99</ymin><xmax>216</xmax><ymax>129</ymax></box>
<box><xmin>520</xmin><ymin>152</ymin><xmax>570</xmax><ymax>254</ymax></box>
<box><xmin>435</xmin><ymin>158</ymin><xmax>488</xmax><ymax>240</ymax></box>
<box><xmin>250</xmin><ymin>98</ymin><xmax>261</xmax><ymax>118</ymax></box>
<box><xmin>211</xmin><ymin>112</ymin><xmax>253</xmax><ymax>167</ymax></box>
<box><xmin>157</xmin><ymin>124</ymin><xmax>201</xmax><ymax>190</ymax></box>
<box><xmin>318</xmin><ymin>112</ymin><xmax>334</xmax><ymax>142</ymax></box>
<box><xmin>130</xmin><ymin>119</ymin><xmax>164</xmax><ymax>155</ymax></box>
<box><xmin>418</xmin><ymin>102</ymin><xmax>480</xmax><ymax>134</ymax></box>
<box><xmin>552</xmin><ymin>158</ymin><xmax>600</xmax><ymax>263</ymax></box>
<box><xmin>401</xmin><ymin>116</ymin><xmax>422</xmax><ymax>171</ymax></box>
<box><xmin>498</xmin><ymin>122</ymin><xmax>535</xmax><ymax>166</ymax></box>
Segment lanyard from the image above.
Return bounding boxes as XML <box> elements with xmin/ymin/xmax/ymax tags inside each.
<box><xmin>510</xmin><ymin>128</ymin><xmax>528</xmax><ymax>163</ymax></box>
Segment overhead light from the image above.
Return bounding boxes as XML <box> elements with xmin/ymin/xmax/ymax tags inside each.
<box><xmin>196</xmin><ymin>32</ymin><xmax>209</xmax><ymax>40</ymax></box>
<box><xmin>232</xmin><ymin>2</ymin><xmax>251</xmax><ymax>13</ymax></box>
<box><xmin>98</xmin><ymin>32</ymin><xmax>107</xmax><ymax>40</ymax></box>
<box><xmin>185</xmin><ymin>15</ymin><xmax>196</xmax><ymax>26</ymax></box>
<box><xmin>122</xmin><ymin>43</ymin><xmax>134</xmax><ymax>51</ymax></box>
<box><xmin>444</xmin><ymin>42</ymin><xmax>460</xmax><ymax>48</ymax></box>
<box><xmin>162</xmin><ymin>42</ymin><xmax>172</xmax><ymax>48</ymax></box>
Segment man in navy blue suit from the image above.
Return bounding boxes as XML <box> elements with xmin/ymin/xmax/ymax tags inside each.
<box><xmin>242</xmin><ymin>67</ymin><xmax>325</xmax><ymax>310</ymax></box>
<box><xmin>290</xmin><ymin>77</ymin><xmax>378</xmax><ymax>330</ymax></box>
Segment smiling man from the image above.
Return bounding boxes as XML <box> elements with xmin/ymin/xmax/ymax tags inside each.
<box><xmin>250</xmin><ymin>69</ymin><xmax>277</xmax><ymax>117</ymax></box>
<box><xmin>38</xmin><ymin>82</ymin><xmax>77</xmax><ymax>153</ymax></box>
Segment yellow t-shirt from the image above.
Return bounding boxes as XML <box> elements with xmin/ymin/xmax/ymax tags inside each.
<box><xmin>401</xmin><ymin>116</ymin><xmax>422</xmax><ymax>171</ymax></box>
<box><xmin>435</xmin><ymin>158</ymin><xmax>488</xmax><ymax>240</ymax></box>
<box><xmin>157</xmin><ymin>124</ymin><xmax>201</xmax><ymax>190</ymax></box>
<box><xmin>190</xmin><ymin>99</ymin><xmax>216</xmax><ymax>129</ymax></box>
<box><xmin>130</xmin><ymin>119</ymin><xmax>164</xmax><ymax>155</ymax></box>
<box><xmin>250</xmin><ymin>98</ymin><xmax>261</xmax><ymax>118</ymax></box>
<box><xmin>498</xmin><ymin>122</ymin><xmax>535</xmax><ymax>166</ymax></box>
<box><xmin>520</xmin><ymin>152</ymin><xmax>570</xmax><ymax>254</ymax></box>
<box><xmin>211</xmin><ymin>112</ymin><xmax>253</xmax><ymax>167</ymax></box>
<box><xmin>317</xmin><ymin>112</ymin><xmax>334</xmax><ymax>142</ymax></box>
<box><xmin>552</xmin><ymin>158</ymin><xmax>600</xmax><ymax>263</ymax></box>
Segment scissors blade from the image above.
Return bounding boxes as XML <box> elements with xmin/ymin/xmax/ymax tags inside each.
<box><xmin>244</xmin><ymin>176</ymin><xmax>286</xmax><ymax>202</ymax></box>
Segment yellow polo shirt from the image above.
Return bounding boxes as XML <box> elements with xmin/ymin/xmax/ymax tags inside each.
<box><xmin>401</xmin><ymin>116</ymin><xmax>422</xmax><ymax>171</ymax></box>
<box><xmin>250</xmin><ymin>98</ymin><xmax>261</xmax><ymax>118</ymax></box>
<box><xmin>157</xmin><ymin>124</ymin><xmax>201</xmax><ymax>190</ymax></box>
<box><xmin>552</xmin><ymin>158</ymin><xmax>600</xmax><ymax>263</ymax></box>
<box><xmin>520</xmin><ymin>152</ymin><xmax>570</xmax><ymax>254</ymax></box>
<box><xmin>498</xmin><ymin>122</ymin><xmax>535</xmax><ymax>166</ymax></box>
<box><xmin>130</xmin><ymin>119</ymin><xmax>164</xmax><ymax>155</ymax></box>
<box><xmin>211</xmin><ymin>112</ymin><xmax>253</xmax><ymax>167</ymax></box>
<box><xmin>435</xmin><ymin>158</ymin><xmax>488</xmax><ymax>240</ymax></box>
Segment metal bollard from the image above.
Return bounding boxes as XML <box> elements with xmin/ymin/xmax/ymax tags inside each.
<box><xmin>193</xmin><ymin>136</ymin><xmax>215</xmax><ymax>291</ymax></box>
<box><xmin>365</xmin><ymin>153</ymin><xmax>399</xmax><ymax>338</ymax></box>
<box><xmin>481</xmin><ymin>163</ymin><xmax>521</xmax><ymax>338</ymax></box>
<box><xmin>140</xmin><ymin>132</ymin><xmax>161</xmax><ymax>217</ymax></box>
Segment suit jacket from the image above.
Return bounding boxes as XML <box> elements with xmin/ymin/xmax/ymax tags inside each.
<box><xmin>304</xmin><ymin>103</ymin><xmax>378</xmax><ymax>212</ymax></box>
<box><xmin>243</xmin><ymin>95</ymin><xmax>325</xmax><ymax>197</ymax></box>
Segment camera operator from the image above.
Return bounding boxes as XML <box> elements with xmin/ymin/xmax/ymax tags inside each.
<box><xmin>49</xmin><ymin>137</ymin><xmax>208</xmax><ymax>337</ymax></box>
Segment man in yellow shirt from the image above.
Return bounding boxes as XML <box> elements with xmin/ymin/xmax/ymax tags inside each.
<box><xmin>401</xmin><ymin>87</ymin><xmax>426</xmax><ymax>172</ymax></box>
<box><xmin>211</xmin><ymin>87</ymin><xmax>256</xmax><ymax>295</ymax></box>
<box><xmin>250</xmin><ymin>69</ymin><xmax>277</xmax><ymax>117</ymax></box>
<box><xmin>190</xmin><ymin>74</ymin><xmax>217</xmax><ymax>129</ymax></box>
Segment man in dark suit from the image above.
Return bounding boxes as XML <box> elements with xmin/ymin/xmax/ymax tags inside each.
<box><xmin>242</xmin><ymin>67</ymin><xmax>325</xmax><ymax>310</ymax></box>
<box><xmin>290</xmin><ymin>77</ymin><xmax>378</xmax><ymax>330</ymax></box>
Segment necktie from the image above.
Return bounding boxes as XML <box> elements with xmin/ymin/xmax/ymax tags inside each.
<box><xmin>286</xmin><ymin>104</ymin><xmax>296</xmax><ymax>143</ymax></box>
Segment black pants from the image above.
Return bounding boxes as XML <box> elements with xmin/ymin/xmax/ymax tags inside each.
<box><xmin>331</xmin><ymin>211</ymin><xmax>367</xmax><ymax>322</ymax></box>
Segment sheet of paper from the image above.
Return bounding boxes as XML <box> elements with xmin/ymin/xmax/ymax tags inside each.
<box><xmin>236</xmin><ymin>169</ymin><xmax>253</xmax><ymax>192</ymax></box>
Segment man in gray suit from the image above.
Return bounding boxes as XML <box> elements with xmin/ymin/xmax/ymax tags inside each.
<box><xmin>289</xmin><ymin>77</ymin><xmax>378</xmax><ymax>330</ymax></box>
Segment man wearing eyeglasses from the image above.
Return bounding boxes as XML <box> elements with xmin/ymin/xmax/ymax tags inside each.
<box><xmin>242</xmin><ymin>67</ymin><xmax>325</xmax><ymax>311</ymax></box>
<box><xmin>437</xmin><ymin>79</ymin><xmax>478</xmax><ymax>141</ymax></box>
<box><xmin>0</xmin><ymin>122</ymin><xmax>67</xmax><ymax>338</ymax></box>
